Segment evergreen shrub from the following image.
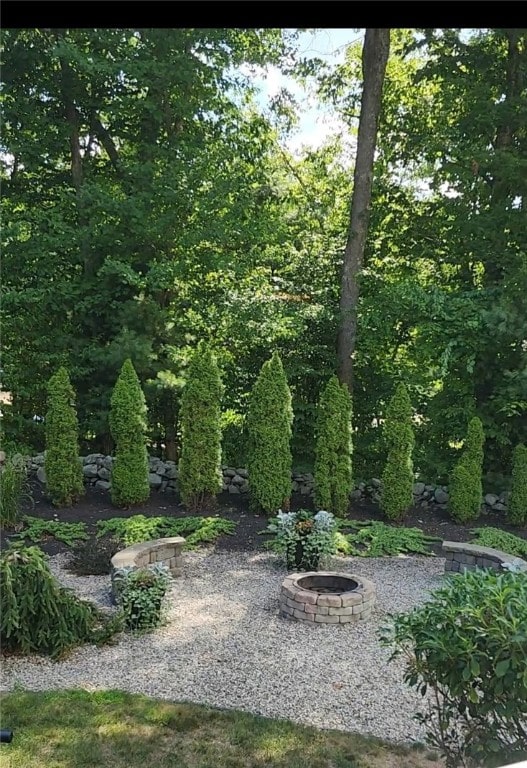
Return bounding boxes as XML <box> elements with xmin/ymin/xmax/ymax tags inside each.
<box><xmin>449</xmin><ymin>416</ymin><xmax>484</xmax><ymax>523</ymax></box>
<box><xmin>179</xmin><ymin>343</ymin><xmax>223</xmax><ymax>511</ymax></box>
<box><xmin>109</xmin><ymin>359</ymin><xmax>150</xmax><ymax>507</ymax></box>
<box><xmin>314</xmin><ymin>375</ymin><xmax>353</xmax><ymax>517</ymax></box>
<box><xmin>44</xmin><ymin>367</ymin><xmax>84</xmax><ymax>507</ymax></box>
<box><xmin>380</xmin><ymin>383</ymin><xmax>414</xmax><ymax>521</ymax></box>
<box><xmin>247</xmin><ymin>352</ymin><xmax>293</xmax><ymax>514</ymax></box>
<box><xmin>508</xmin><ymin>444</ymin><xmax>527</xmax><ymax>526</ymax></box>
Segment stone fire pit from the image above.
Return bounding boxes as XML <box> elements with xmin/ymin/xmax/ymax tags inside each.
<box><xmin>280</xmin><ymin>571</ymin><xmax>376</xmax><ymax>624</ymax></box>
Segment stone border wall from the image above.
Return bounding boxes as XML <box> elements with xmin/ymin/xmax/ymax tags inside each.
<box><xmin>442</xmin><ymin>541</ymin><xmax>527</xmax><ymax>573</ymax></box>
<box><xmin>110</xmin><ymin>536</ymin><xmax>185</xmax><ymax>601</ymax></box>
<box><xmin>280</xmin><ymin>571</ymin><xmax>376</xmax><ymax>624</ymax></box>
<box><xmin>17</xmin><ymin>452</ymin><xmax>512</xmax><ymax>514</ymax></box>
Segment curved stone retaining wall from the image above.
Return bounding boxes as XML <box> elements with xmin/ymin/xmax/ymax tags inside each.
<box><xmin>442</xmin><ymin>541</ymin><xmax>527</xmax><ymax>573</ymax></box>
<box><xmin>110</xmin><ymin>536</ymin><xmax>185</xmax><ymax>601</ymax></box>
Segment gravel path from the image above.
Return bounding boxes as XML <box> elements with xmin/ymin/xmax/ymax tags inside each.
<box><xmin>0</xmin><ymin>550</ymin><xmax>445</xmax><ymax>744</ymax></box>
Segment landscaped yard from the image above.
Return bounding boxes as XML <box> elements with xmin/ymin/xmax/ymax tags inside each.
<box><xmin>0</xmin><ymin>689</ymin><xmax>442</xmax><ymax>768</ymax></box>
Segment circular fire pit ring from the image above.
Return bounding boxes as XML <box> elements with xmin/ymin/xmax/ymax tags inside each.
<box><xmin>280</xmin><ymin>571</ymin><xmax>376</xmax><ymax>624</ymax></box>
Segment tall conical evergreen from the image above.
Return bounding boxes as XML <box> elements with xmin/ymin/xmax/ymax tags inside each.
<box><xmin>508</xmin><ymin>444</ymin><xmax>527</xmax><ymax>525</ymax></box>
<box><xmin>44</xmin><ymin>367</ymin><xmax>84</xmax><ymax>506</ymax></box>
<box><xmin>314</xmin><ymin>375</ymin><xmax>353</xmax><ymax>517</ymax></box>
<box><xmin>380</xmin><ymin>383</ymin><xmax>414</xmax><ymax>521</ymax></box>
<box><xmin>179</xmin><ymin>342</ymin><xmax>223</xmax><ymax>511</ymax></box>
<box><xmin>247</xmin><ymin>352</ymin><xmax>293</xmax><ymax>514</ymax></box>
<box><xmin>109</xmin><ymin>359</ymin><xmax>150</xmax><ymax>507</ymax></box>
<box><xmin>449</xmin><ymin>416</ymin><xmax>484</xmax><ymax>523</ymax></box>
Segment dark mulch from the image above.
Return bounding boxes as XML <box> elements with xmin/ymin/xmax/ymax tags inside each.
<box><xmin>1</xmin><ymin>479</ymin><xmax>525</xmax><ymax>559</ymax></box>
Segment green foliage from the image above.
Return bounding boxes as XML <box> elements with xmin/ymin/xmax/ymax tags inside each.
<box><xmin>509</xmin><ymin>444</ymin><xmax>527</xmax><ymax>525</ymax></box>
<box><xmin>247</xmin><ymin>352</ymin><xmax>293</xmax><ymax>514</ymax></box>
<box><xmin>264</xmin><ymin>509</ymin><xmax>337</xmax><ymax>571</ymax></box>
<box><xmin>382</xmin><ymin>568</ymin><xmax>527</xmax><ymax>768</ymax></box>
<box><xmin>13</xmin><ymin>516</ymin><xmax>88</xmax><ymax>547</ymax></box>
<box><xmin>179</xmin><ymin>343</ymin><xmax>223</xmax><ymax>511</ymax></box>
<box><xmin>339</xmin><ymin>521</ymin><xmax>440</xmax><ymax>557</ymax></box>
<box><xmin>68</xmin><ymin>537</ymin><xmax>120</xmax><ymax>576</ymax></box>
<box><xmin>0</xmin><ymin>454</ymin><xmax>33</xmax><ymax>527</ymax></box>
<box><xmin>109</xmin><ymin>359</ymin><xmax>150</xmax><ymax>507</ymax></box>
<box><xmin>449</xmin><ymin>417</ymin><xmax>484</xmax><ymax>523</ymax></box>
<box><xmin>96</xmin><ymin>514</ymin><xmax>236</xmax><ymax>549</ymax></box>
<box><xmin>380</xmin><ymin>383</ymin><xmax>414</xmax><ymax>521</ymax></box>
<box><xmin>313</xmin><ymin>375</ymin><xmax>353</xmax><ymax>517</ymax></box>
<box><xmin>470</xmin><ymin>526</ymin><xmax>527</xmax><ymax>560</ymax></box>
<box><xmin>44</xmin><ymin>367</ymin><xmax>84</xmax><ymax>507</ymax></box>
<box><xmin>113</xmin><ymin>564</ymin><xmax>170</xmax><ymax>633</ymax></box>
<box><xmin>0</xmin><ymin>543</ymin><xmax>119</xmax><ymax>658</ymax></box>
<box><xmin>221</xmin><ymin>410</ymin><xmax>247</xmax><ymax>468</ymax></box>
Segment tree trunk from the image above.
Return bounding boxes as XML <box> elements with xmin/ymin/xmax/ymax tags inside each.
<box><xmin>337</xmin><ymin>29</ymin><xmax>390</xmax><ymax>392</ymax></box>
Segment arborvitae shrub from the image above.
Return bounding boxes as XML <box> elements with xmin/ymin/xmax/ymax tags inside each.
<box><xmin>0</xmin><ymin>544</ymin><xmax>118</xmax><ymax>657</ymax></box>
<box><xmin>380</xmin><ymin>383</ymin><xmax>414</xmax><ymax>521</ymax></box>
<box><xmin>314</xmin><ymin>375</ymin><xmax>353</xmax><ymax>517</ymax></box>
<box><xmin>109</xmin><ymin>359</ymin><xmax>150</xmax><ymax>508</ymax></box>
<box><xmin>179</xmin><ymin>343</ymin><xmax>223</xmax><ymax>511</ymax></box>
<box><xmin>449</xmin><ymin>416</ymin><xmax>484</xmax><ymax>524</ymax></box>
<box><xmin>247</xmin><ymin>352</ymin><xmax>293</xmax><ymax>514</ymax></box>
<box><xmin>44</xmin><ymin>367</ymin><xmax>84</xmax><ymax>507</ymax></box>
<box><xmin>508</xmin><ymin>444</ymin><xmax>527</xmax><ymax>525</ymax></box>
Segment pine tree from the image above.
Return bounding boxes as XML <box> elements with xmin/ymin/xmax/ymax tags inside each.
<box><xmin>508</xmin><ymin>444</ymin><xmax>527</xmax><ymax>525</ymax></box>
<box><xmin>44</xmin><ymin>367</ymin><xmax>84</xmax><ymax>506</ymax></box>
<box><xmin>247</xmin><ymin>352</ymin><xmax>293</xmax><ymax>514</ymax></box>
<box><xmin>109</xmin><ymin>359</ymin><xmax>150</xmax><ymax>507</ymax></box>
<box><xmin>380</xmin><ymin>383</ymin><xmax>414</xmax><ymax>521</ymax></box>
<box><xmin>179</xmin><ymin>343</ymin><xmax>223</xmax><ymax>511</ymax></box>
<box><xmin>449</xmin><ymin>416</ymin><xmax>484</xmax><ymax>523</ymax></box>
<box><xmin>314</xmin><ymin>375</ymin><xmax>353</xmax><ymax>517</ymax></box>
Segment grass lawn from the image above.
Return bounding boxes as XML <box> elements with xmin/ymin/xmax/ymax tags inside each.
<box><xmin>0</xmin><ymin>689</ymin><xmax>442</xmax><ymax>768</ymax></box>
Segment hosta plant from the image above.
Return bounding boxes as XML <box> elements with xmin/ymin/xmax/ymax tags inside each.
<box><xmin>265</xmin><ymin>509</ymin><xmax>338</xmax><ymax>571</ymax></box>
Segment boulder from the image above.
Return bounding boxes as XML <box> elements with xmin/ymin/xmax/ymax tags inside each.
<box><xmin>236</xmin><ymin>468</ymin><xmax>249</xmax><ymax>478</ymax></box>
<box><xmin>413</xmin><ymin>482</ymin><xmax>426</xmax><ymax>496</ymax></box>
<box><xmin>228</xmin><ymin>484</ymin><xmax>240</xmax><ymax>494</ymax></box>
<box><xmin>484</xmin><ymin>493</ymin><xmax>499</xmax><ymax>507</ymax></box>
<box><xmin>434</xmin><ymin>488</ymin><xmax>449</xmax><ymax>505</ymax></box>
<box><xmin>83</xmin><ymin>463</ymin><xmax>98</xmax><ymax>478</ymax></box>
<box><xmin>231</xmin><ymin>474</ymin><xmax>245</xmax><ymax>485</ymax></box>
<box><xmin>97</xmin><ymin>467</ymin><xmax>111</xmax><ymax>481</ymax></box>
<box><xmin>36</xmin><ymin>466</ymin><xmax>47</xmax><ymax>484</ymax></box>
<box><xmin>148</xmin><ymin>472</ymin><xmax>163</xmax><ymax>488</ymax></box>
<box><xmin>95</xmin><ymin>480</ymin><xmax>111</xmax><ymax>491</ymax></box>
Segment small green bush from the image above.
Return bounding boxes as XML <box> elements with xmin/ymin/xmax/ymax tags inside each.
<box><xmin>339</xmin><ymin>521</ymin><xmax>440</xmax><ymax>557</ymax></box>
<box><xmin>470</xmin><ymin>526</ymin><xmax>527</xmax><ymax>559</ymax></box>
<box><xmin>96</xmin><ymin>514</ymin><xmax>236</xmax><ymax>548</ymax></box>
<box><xmin>179</xmin><ymin>343</ymin><xmax>223</xmax><ymax>511</ymax></box>
<box><xmin>0</xmin><ymin>544</ymin><xmax>119</xmax><ymax>657</ymax></box>
<box><xmin>109</xmin><ymin>359</ymin><xmax>150</xmax><ymax>507</ymax></box>
<box><xmin>44</xmin><ymin>367</ymin><xmax>84</xmax><ymax>507</ymax></box>
<box><xmin>449</xmin><ymin>417</ymin><xmax>484</xmax><ymax>524</ymax></box>
<box><xmin>382</xmin><ymin>568</ymin><xmax>527</xmax><ymax>768</ymax></box>
<box><xmin>113</xmin><ymin>564</ymin><xmax>170</xmax><ymax>633</ymax></box>
<box><xmin>508</xmin><ymin>444</ymin><xmax>527</xmax><ymax>525</ymax></box>
<box><xmin>0</xmin><ymin>454</ymin><xmax>32</xmax><ymax>527</ymax></box>
<box><xmin>380</xmin><ymin>383</ymin><xmax>414</xmax><ymax>521</ymax></box>
<box><xmin>314</xmin><ymin>375</ymin><xmax>353</xmax><ymax>517</ymax></box>
<box><xmin>13</xmin><ymin>515</ymin><xmax>88</xmax><ymax>547</ymax></box>
<box><xmin>247</xmin><ymin>352</ymin><xmax>293</xmax><ymax>514</ymax></box>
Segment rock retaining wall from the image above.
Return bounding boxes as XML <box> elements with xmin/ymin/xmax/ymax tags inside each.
<box><xmin>442</xmin><ymin>541</ymin><xmax>527</xmax><ymax>573</ymax></box>
<box><xmin>20</xmin><ymin>453</ymin><xmax>511</xmax><ymax>513</ymax></box>
<box><xmin>110</xmin><ymin>536</ymin><xmax>185</xmax><ymax>601</ymax></box>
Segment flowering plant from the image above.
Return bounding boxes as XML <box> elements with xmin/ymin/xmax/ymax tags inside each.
<box><xmin>265</xmin><ymin>508</ymin><xmax>338</xmax><ymax>571</ymax></box>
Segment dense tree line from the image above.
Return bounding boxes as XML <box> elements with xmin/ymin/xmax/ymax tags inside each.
<box><xmin>1</xmin><ymin>28</ymin><xmax>526</xmax><ymax>488</ymax></box>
